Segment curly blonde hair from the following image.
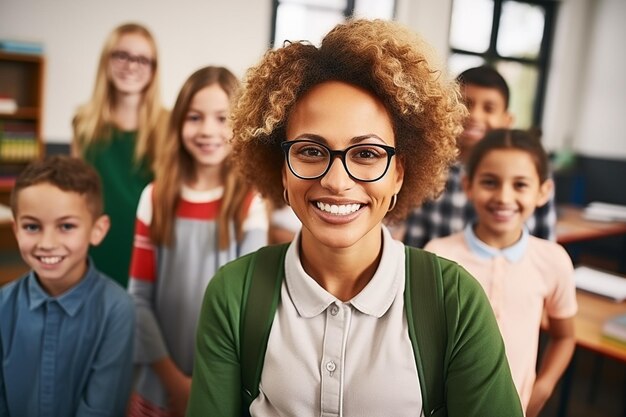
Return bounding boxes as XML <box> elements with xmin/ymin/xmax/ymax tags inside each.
<box><xmin>231</xmin><ymin>19</ymin><xmax>466</xmax><ymax>223</ymax></box>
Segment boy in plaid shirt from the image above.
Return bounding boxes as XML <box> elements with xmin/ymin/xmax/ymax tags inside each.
<box><xmin>401</xmin><ymin>66</ymin><xmax>556</xmax><ymax>248</ymax></box>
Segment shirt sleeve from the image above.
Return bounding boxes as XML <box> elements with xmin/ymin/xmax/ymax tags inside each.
<box><xmin>76</xmin><ymin>292</ymin><xmax>135</xmax><ymax>417</ymax></box>
<box><xmin>239</xmin><ymin>193</ymin><xmax>269</xmax><ymax>256</ymax></box>
<box><xmin>441</xmin><ymin>260</ymin><xmax>524</xmax><ymax>416</ymax></box>
<box><xmin>127</xmin><ymin>184</ymin><xmax>170</xmax><ymax>363</ymax></box>
<box><xmin>545</xmin><ymin>244</ymin><xmax>578</xmax><ymax>319</ymax></box>
<box><xmin>187</xmin><ymin>259</ymin><xmax>249</xmax><ymax>417</ymax></box>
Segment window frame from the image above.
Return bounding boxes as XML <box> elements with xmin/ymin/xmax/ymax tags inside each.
<box><xmin>270</xmin><ymin>0</ymin><xmax>397</xmax><ymax>48</ymax></box>
<box><xmin>449</xmin><ymin>0</ymin><xmax>558</xmax><ymax>126</ymax></box>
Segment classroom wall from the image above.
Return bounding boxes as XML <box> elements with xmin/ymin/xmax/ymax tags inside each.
<box><xmin>0</xmin><ymin>0</ymin><xmax>271</xmax><ymax>143</ymax></box>
<box><xmin>0</xmin><ymin>0</ymin><xmax>624</xmax><ymax>159</ymax></box>
<box><xmin>542</xmin><ymin>0</ymin><xmax>626</xmax><ymax>159</ymax></box>
<box><xmin>571</xmin><ymin>0</ymin><xmax>626</xmax><ymax>158</ymax></box>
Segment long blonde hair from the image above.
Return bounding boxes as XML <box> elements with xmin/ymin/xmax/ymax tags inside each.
<box><xmin>151</xmin><ymin>66</ymin><xmax>250</xmax><ymax>249</ymax></box>
<box><xmin>72</xmin><ymin>22</ymin><xmax>165</xmax><ymax>164</ymax></box>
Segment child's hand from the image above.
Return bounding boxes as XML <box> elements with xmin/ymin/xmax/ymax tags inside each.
<box><xmin>152</xmin><ymin>357</ymin><xmax>192</xmax><ymax>417</ymax></box>
<box><xmin>526</xmin><ymin>378</ymin><xmax>554</xmax><ymax>417</ymax></box>
<box><xmin>167</xmin><ymin>372</ymin><xmax>192</xmax><ymax>417</ymax></box>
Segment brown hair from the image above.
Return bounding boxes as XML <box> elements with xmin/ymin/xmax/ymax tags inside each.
<box><xmin>231</xmin><ymin>19</ymin><xmax>466</xmax><ymax>223</ymax></box>
<box><xmin>466</xmin><ymin>128</ymin><xmax>550</xmax><ymax>183</ymax></box>
<box><xmin>151</xmin><ymin>66</ymin><xmax>249</xmax><ymax>249</ymax></box>
<box><xmin>11</xmin><ymin>155</ymin><xmax>104</xmax><ymax>219</ymax></box>
<box><xmin>458</xmin><ymin>65</ymin><xmax>510</xmax><ymax>109</ymax></box>
<box><xmin>72</xmin><ymin>22</ymin><xmax>167</xmax><ymax>166</ymax></box>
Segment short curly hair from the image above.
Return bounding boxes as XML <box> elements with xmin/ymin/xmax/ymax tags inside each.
<box><xmin>231</xmin><ymin>19</ymin><xmax>466</xmax><ymax>223</ymax></box>
<box><xmin>11</xmin><ymin>155</ymin><xmax>104</xmax><ymax>219</ymax></box>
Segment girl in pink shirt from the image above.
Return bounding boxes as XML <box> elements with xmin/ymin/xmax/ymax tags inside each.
<box><xmin>425</xmin><ymin>129</ymin><xmax>577</xmax><ymax>417</ymax></box>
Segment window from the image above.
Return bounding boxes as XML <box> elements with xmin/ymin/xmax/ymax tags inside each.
<box><xmin>449</xmin><ymin>0</ymin><xmax>557</xmax><ymax>128</ymax></box>
<box><xmin>271</xmin><ymin>0</ymin><xmax>396</xmax><ymax>48</ymax></box>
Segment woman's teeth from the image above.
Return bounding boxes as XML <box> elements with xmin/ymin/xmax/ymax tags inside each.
<box><xmin>316</xmin><ymin>202</ymin><xmax>361</xmax><ymax>215</ymax></box>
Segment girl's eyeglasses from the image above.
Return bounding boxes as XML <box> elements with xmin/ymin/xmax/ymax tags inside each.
<box><xmin>110</xmin><ymin>50</ymin><xmax>154</xmax><ymax>70</ymax></box>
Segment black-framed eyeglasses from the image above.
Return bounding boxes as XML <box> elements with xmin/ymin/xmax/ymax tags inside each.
<box><xmin>110</xmin><ymin>50</ymin><xmax>154</xmax><ymax>69</ymax></box>
<box><xmin>281</xmin><ymin>140</ymin><xmax>396</xmax><ymax>182</ymax></box>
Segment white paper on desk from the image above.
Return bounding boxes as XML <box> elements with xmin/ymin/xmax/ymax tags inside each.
<box><xmin>574</xmin><ymin>266</ymin><xmax>626</xmax><ymax>302</ymax></box>
<box><xmin>583</xmin><ymin>202</ymin><xmax>626</xmax><ymax>222</ymax></box>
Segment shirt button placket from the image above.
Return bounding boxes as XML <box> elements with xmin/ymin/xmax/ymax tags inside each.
<box><xmin>321</xmin><ymin>302</ymin><xmax>347</xmax><ymax>417</ymax></box>
<box><xmin>40</xmin><ymin>301</ymin><xmax>60</xmax><ymax>417</ymax></box>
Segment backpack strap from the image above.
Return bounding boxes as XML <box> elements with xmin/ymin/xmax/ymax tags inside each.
<box><xmin>240</xmin><ymin>243</ymin><xmax>289</xmax><ymax>416</ymax></box>
<box><xmin>404</xmin><ymin>246</ymin><xmax>447</xmax><ymax>416</ymax></box>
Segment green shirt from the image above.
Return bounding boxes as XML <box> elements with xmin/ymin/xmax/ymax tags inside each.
<box><xmin>83</xmin><ymin>127</ymin><xmax>153</xmax><ymax>287</ymax></box>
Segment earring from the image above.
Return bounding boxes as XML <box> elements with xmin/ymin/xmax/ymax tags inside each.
<box><xmin>283</xmin><ymin>189</ymin><xmax>290</xmax><ymax>206</ymax></box>
<box><xmin>387</xmin><ymin>193</ymin><xmax>397</xmax><ymax>212</ymax></box>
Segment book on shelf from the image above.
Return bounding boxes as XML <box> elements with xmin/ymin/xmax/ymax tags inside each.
<box><xmin>1</xmin><ymin>120</ymin><xmax>37</xmax><ymax>132</ymax></box>
<box><xmin>0</xmin><ymin>119</ymin><xmax>38</xmax><ymax>162</ymax></box>
<box><xmin>0</xmin><ymin>96</ymin><xmax>17</xmax><ymax>114</ymax></box>
<box><xmin>602</xmin><ymin>312</ymin><xmax>626</xmax><ymax>347</ymax></box>
<box><xmin>0</xmin><ymin>138</ymin><xmax>39</xmax><ymax>161</ymax></box>
<box><xmin>0</xmin><ymin>177</ymin><xmax>17</xmax><ymax>190</ymax></box>
<box><xmin>0</xmin><ymin>39</ymin><xmax>44</xmax><ymax>55</ymax></box>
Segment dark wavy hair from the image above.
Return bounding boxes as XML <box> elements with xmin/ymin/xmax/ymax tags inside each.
<box><xmin>466</xmin><ymin>129</ymin><xmax>549</xmax><ymax>182</ymax></box>
<box><xmin>457</xmin><ymin>65</ymin><xmax>510</xmax><ymax>109</ymax></box>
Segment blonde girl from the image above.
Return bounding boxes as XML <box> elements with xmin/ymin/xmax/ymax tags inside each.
<box><xmin>72</xmin><ymin>22</ymin><xmax>168</xmax><ymax>287</ymax></box>
<box><xmin>127</xmin><ymin>66</ymin><xmax>268</xmax><ymax>416</ymax></box>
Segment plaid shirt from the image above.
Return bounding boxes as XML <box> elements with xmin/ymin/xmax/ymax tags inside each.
<box><xmin>404</xmin><ymin>163</ymin><xmax>557</xmax><ymax>248</ymax></box>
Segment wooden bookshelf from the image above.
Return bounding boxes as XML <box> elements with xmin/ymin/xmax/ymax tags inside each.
<box><xmin>0</xmin><ymin>51</ymin><xmax>45</xmax><ymax>192</ymax></box>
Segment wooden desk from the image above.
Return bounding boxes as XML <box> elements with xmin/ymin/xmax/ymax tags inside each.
<box><xmin>557</xmin><ymin>204</ymin><xmax>626</xmax><ymax>245</ymax></box>
<box><xmin>555</xmin><ymin>290</ymin><xmax>626</xmax><ymax>417</ymax></box>
<box><xmin>575</xmin><ymin>290</ymin><xmax>626</xmax><ymax>362</ymax></box>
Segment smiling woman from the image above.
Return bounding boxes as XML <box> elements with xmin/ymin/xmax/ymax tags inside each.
<box><xmin>281</xmin><ymin>81</ymin><xmax>403</xmax><ymax>258</ymax></box>
<box><xmin>187</xmin><ymin>19</ymin><xmax>524</xmax><ymax>417</ymax></box>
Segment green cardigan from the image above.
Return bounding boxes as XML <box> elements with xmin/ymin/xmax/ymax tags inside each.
<box><xmin>187</xmin><ymin>249</ymin><xmax>523</xmax><ymax>417</ymax></box>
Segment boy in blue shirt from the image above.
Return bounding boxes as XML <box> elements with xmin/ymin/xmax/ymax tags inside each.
<box><xmin>0</xmin><ymin>155</ymin><xmax>134</xmax><ymax>417</ymax></box>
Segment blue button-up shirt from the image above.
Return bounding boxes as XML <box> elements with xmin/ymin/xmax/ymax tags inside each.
<box><xmin>0</xmin><ymin>261</ymin><xmax>134</xmax><ymax>417</ymax></box>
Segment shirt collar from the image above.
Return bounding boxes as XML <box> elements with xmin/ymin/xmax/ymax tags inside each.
<box><xmin>463</xmin><ymin>223</ymin><xmax>528</xmax><ymax>262</ymax></box>
<box><xmin>181</xmin><ymin>184</ymin><xmax>224</xmax><ymax>202</ymax></box>
<box><xmin>27</xmin><ymin>259</ymin><xmax>99</xmax><ymax>316</ymax></box>
<box><xmin>285</xmin><ymin>226</ymin><xmax>403</xmax><ymax>318</ymax></box>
